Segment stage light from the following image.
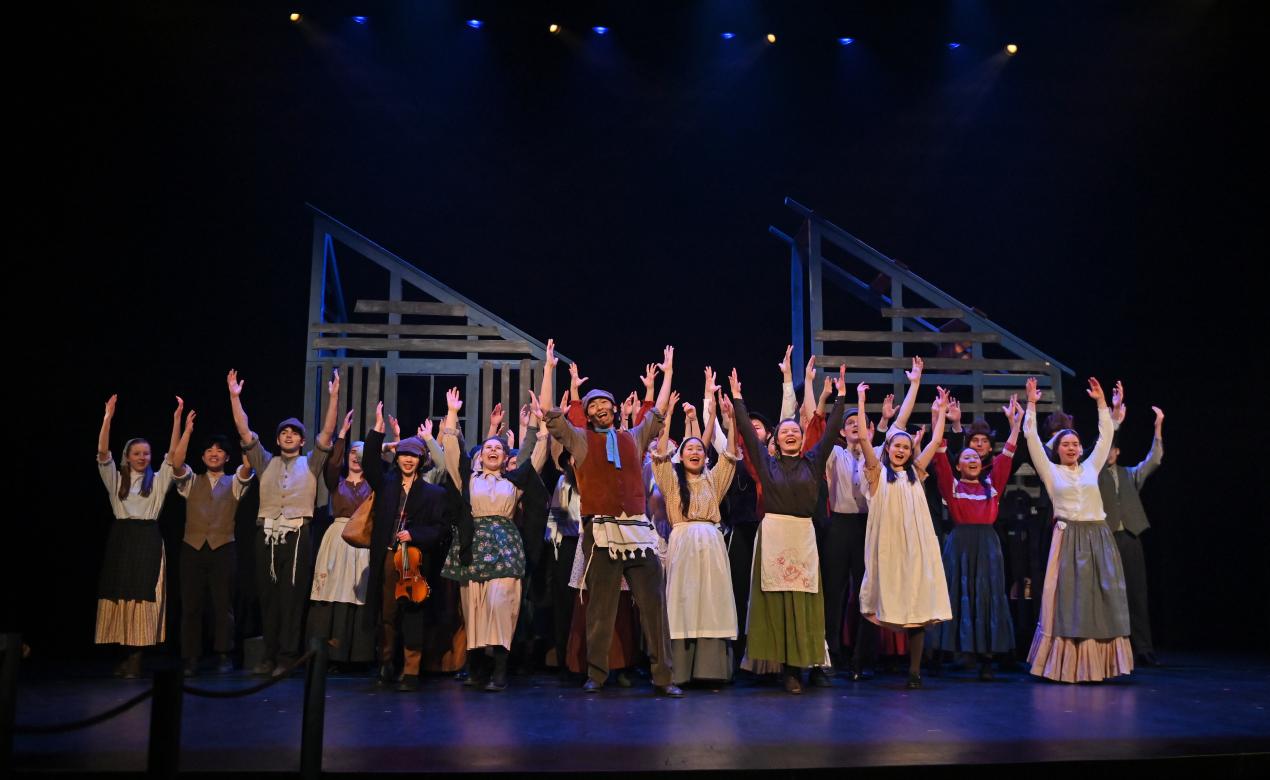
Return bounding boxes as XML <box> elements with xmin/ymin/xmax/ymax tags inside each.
<box><xmin>1006</xmin><ymin>43</ymin><xmax>1019</xmax><ymax>55</ymax></box>
<box><xmin>352</xmin><ymin>16</ymin><xmax>367</xmax><ymax>24</ymax></box>
<box><xmin>766</xmin><ymin>33</ymin><xmax>776</xmax><ymax>44</ymax></box>
<box><xmin>467</xmin><ymin>19</ymin><xmax>483</xmax><ymax>29</ymax></box>
<box><xmin>549</xmin><ymin>24</ymin><xmax>560</xmax><ymax>34</ymax></box>
<box><xmin>721</xmin><ymin>32</ymin><xmax>735</xmax><ymax>40</ymax></box>
<box><xmin>592</xmin><ymin>26</ymin><xmax>609</xmax><ymax>35</ymax></box>
<box><xmin>838</xmin><ymin>37</ymin><xmax>854</xmax><ymax>46</ymax></box>
<box><xmin>289</xmin><ymin>13</ymin><xmax>300</xmax><ymax>22</ymax></box>
<box><xmin>947</xmin><ymin>42</ymin><xmax>961</xmax><ymax>49</ymax></box>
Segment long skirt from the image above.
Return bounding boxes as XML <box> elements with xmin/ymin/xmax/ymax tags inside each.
<box><xmin>929</xmin><ymin>524</ymin><xmax>1015</xmax><ymax>654</ymax></box>
<box><xmin>96</xmin><ymin>519</ymin><xmax>166</xmax><ymax>647</ymax></box>
<box><xmin>306</xmin><ymin>601</ymin><xmax>375</xmax><ymax>662</ymax></box>
<box><xmin>667</xmin><ymin>522</ymin><xmax>736</xmax><ymax>684</ymax></box>
<box><xmin>310</xmin><ymin>518</ymin><xmax>370</xmax><ymax>604</ymax></box>
<box><xmin>742</xmin><ymin>523</ymin><xmax>826</xmax><ymax>669</ymax></box>
<box><xmin>1028</xmin><ymin>520</ymin><xmax>1133</xmax><ymax>682</ymax></box>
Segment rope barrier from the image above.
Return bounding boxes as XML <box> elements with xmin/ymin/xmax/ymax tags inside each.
<box><xmin>13</xmin><ymin>687</ymin><xmax>153</xmax><ymax>735</ymax></box>
<box><xmin>181</xmin><ymin>651</ymin><xmax>315</xmax><ymax>698</ymax></box>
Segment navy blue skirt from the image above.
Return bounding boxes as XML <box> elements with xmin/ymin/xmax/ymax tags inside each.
<box><xmin>929</xmin><ymin>524</ymin><xmax>1014</xmax><ymax>654</ymax></box>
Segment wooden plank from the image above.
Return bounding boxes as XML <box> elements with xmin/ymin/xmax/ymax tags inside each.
<box><xmin>312</xmin><ymin>337</ymin><xmax>533</xmax><ymax>354</ymax></box>
<box><xmin>351</xmin><ymin>362</ymin><xmax>364</xmax><ymax>441</ymax></box>
<box><xmin>817</xmin><ymin>330</ymin><xmax>1001</xmax><ymax>344</ymax></box>
<box><xmin>365</xmin><ymin>362</ymin><xmax>381</xmax><ymax>431</ymax></box>
<box><xmin>518</xmin><ymin>359</ymin><xmax>532</xmax><ymax>409</ymax></box>
<box><xmin>840</xmin><ymin>372</ymin><xmax>1051</xmax><ymax>387</ymax></box>
<box><xmin>354</xmin><ymin>300</ymin><xmax>468</xmax><ymax>317</ymax></box>
<box><xmin>310</xmin><ymin>323</ymin><xmax>501</xmax><ymax>337</ymax></box>
<box><xmin>817</xmin><ymin>355</ymin><xmax>1054</xmax><ymax>372</ymax></box>
<box><xmin>881</xmin><ymin>307</ymin><xmax>965</xmax><ymax>319</ymax></box>
<box><xmin>500</xmin><ymin>364</ymin><xmax>511</xmax><ymax>434</ymax></box>
<box><xmin>480</xmin><ymin>362</ymin><xmax>493</xmax><ymax>440</ymax></box>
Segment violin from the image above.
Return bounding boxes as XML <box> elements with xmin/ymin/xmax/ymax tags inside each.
<box><xmin>392</xmin><ymin>496</ymin><xmax>430</xmax><ymax>604</ymax></box>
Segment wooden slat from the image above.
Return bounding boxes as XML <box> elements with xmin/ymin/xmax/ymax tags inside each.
<box><xmin>310</xmin><ymin>322</ymin><xmax>501</xmax><ymax>337</ymax></box>
<box><xmin>518</xmin><ymin>359</ymin><xmax>532</xmax><ymax>409</ymax></box>
<box><xmin>365</xmin><ymin>362</ymin><xmax>380</xmax><ymax>428</ymax></box>
<box><xmin>480</xmin><ymin>362</ymin><xmax>493</xmax><ymax>439</ymax></box>
<box><xmin>817</xmin><ymin>330</ymin><xmax>1001</xmax><ymax>344</ymax></box>
<box><xmin>312</xmin><ymin>337</ymin><xmax>532</xmax><ymax>355</ymax></box>
<box><xmin>351</xmin><ymin>362</ymin><xmax>364</xmax><ymax>440</ymax></box>
<box><xmin>500</xmin><ymin>364</ymin><xmax>511</xmax><ymax>432</ymax></box>
<box><xmin>817</xmin><ymin>355</ymin><xmax>1053</xmax><ymax>372</ymax></box>
<box><xmin>354</xmin><ymin>300</ymin><xmax>467</xmax><ymax>317</ymax></box>
<box><xmin>881</xmin><ymin>307</ymin><xmax>965</xmax><ymax>319</ymax></box>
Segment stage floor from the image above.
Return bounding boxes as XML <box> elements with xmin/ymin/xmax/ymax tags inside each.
<box><xmin>12</xmin><ymin>653</ymin><xmax>1270</xmax><ymax>775</ymax></box>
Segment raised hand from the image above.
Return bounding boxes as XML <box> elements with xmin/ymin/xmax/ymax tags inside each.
<box><xmin>681</xmin><ymin>401</ymin><xmax>697</xmax><ymax>420</ymax></box>
<box><xmin>704</xmin><ymin>366</ymin><xmax>719</xmax><ymax>397</ymax></box>
<box><xmin>833</xmin><ymin>363</ymin><xmax>848</xmax><ymax>395</ymax></box>
<box><xmin>728</xmin><ymin>368</ymin><xmax>742</xmax><ymax>399</ymax></box>
<box><xmin>446</xmin><ymin>387</ymin><xmax>463</xmax><ymax>413</ymax></box>
<box><xmin>489</xmin><ymin>402</ymin><xmax>505</xmax><ymax>432</ymax></box>
<box><xmin>419</xmin><ymin>418</ymin><xmax>434</xmax><ymax>440</ymax></box>
<box><xmin>528</xmin><ymin>390</ymin><xmax>545</xmax><ymax>421</ymax></box>
<box><xmin>1025</xmin><ymin>377</ymin><xmax>1042</xmax><ymax>405</ymax></box>
<box><xmin>913</xmin><ymin>425</ymin><xmax>927</xmax><ymax>450</ymax></box>
<box><xmin>1086</xmin><ymin>377</ymin><xmax>1106</xmax><ymax>404</ymax></box>
<box><xmin>173</xmin><ymin>395</ymin><xmax>185</xmax><ymax>421</ymax></box>
<box><xmin>657</xmin><ymin>345</ymin><xmax>675</xmax><ymax>374</ymax></box>
<box><xmin>569</xmin><ymin>361</ymin><xmax>588</xmax><ymax>390</ymax></box>
<box><xmin>388</xmin><ymin>414</ymin><xmax>401</xmax><ymax>439</ymax></box>
<box><xmin>881</xmin><ymin>393</ymin><xmax>896</xmax><ymax>420</ymax></box>
<box><xmin>1112</xmin><ymin>380</ymin><xmax>1125</xmax><ymax>410</ymax></box>
<box><xmin>185</xmin><ymin>409</ymin><xmax>197</xmax><ymax>429</ymax></box>
<box><xmin>104</xmin><ymin>394</ymin><xmax>118</xmax><ymax>419</ymax></box>
<box><xmin>227</xmin><ymin>369</ymin><xmax>245</xmax><ymax>397</ymax></box>
<box><xmin>719</xmin><ymin>394</ymin><xmax>735</xmax><ymax>419</ymax></box>
<box><xmin>520</xmin><ymin>403</ymin><xmax>531</xmax><ymax>428</ymax></box>
<box><xmin>1152</xmin><ymin>405</ymin><xmax>1164</xmax><ymax>430</ymax></box>
<box><xmin>947</xmin><ymin>397</ymin><xmax>962</xmax><ymax>425</ymax></box>
<box><xmin>778</xmin><ymin>345</ymin><xmax>793</xmax><ymax>381</ymax></box>
<box><xmin>544</xmin><ymin>338</ymin><xmax>558</xmax><ymax>369</ymax></box>
<box><xmin>639</xmin><ymin>363</ymin><xmax>659</xmax><ymax>393</ymax></box>
<box><xmin>819</xmin><ymin>376</ymin><xmax>834</xmax><ymax>401</ymax></box>
<box><xmin>340</xmin><ymin>409</ymin><xmax>354</xmax><ymax>438</ymax></box>
<box><xmin>375</xmin><ymin>401</ymin><xmax>384</xmax><ymax>433</ymax></box>
<box><xmin>932</xmin><ymin>386</ymin><xmax>951</xmax><ymax>414</ymax></box>
<box><xmin>328</xmin><ymin>368</ymin><xmax>341</xmax><ymax>397</ymax></box>
<box><xmin>668</xmin><ymin>390</ymin><xmax>682</xmax><ymax>412</ymax></box>
<box><xmin>857</xmin><ymin>382</ymin><xmax>870</xmax><ymax>399</ymax></box>
<box><xmin>906</xmin><ymin>356</ymin><xmax>924</xmax><ymax>382</ymax></box>
<box><xmin>804</xmin><ymin>355</ymin><xmax>817</xmax><ymax>385</ymax></box>
<box><xmin>620</xmin><ymin>392</ymin><xmax>637</xmax><ymax>420</ymax></box>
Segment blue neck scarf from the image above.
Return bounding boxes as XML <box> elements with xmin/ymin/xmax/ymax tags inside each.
<box><xmin>593</xmin><ymin>425</ymin><xmax>622</xmax><ymax>469</ymax></box>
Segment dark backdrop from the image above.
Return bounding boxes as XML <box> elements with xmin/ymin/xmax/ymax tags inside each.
<box><xmin>14</xmin><ymin>1</ymin><xmax>1266</xmax><ymax>658</ymax></box>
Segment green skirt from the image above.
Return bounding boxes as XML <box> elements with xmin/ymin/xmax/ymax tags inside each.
<box><xmin>441</xmin><ymin>515</ymin><xmax>525</xmax><ymax>583</ymax></box>
<box><xmin>743</xmin><ymin>523</ymin><xmax>826</xmax><ymax>668</ymax></box>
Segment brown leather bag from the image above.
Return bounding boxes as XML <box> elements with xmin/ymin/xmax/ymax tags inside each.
<box><xmin>340</xmin><ymin>493</ymin><xmax>375</xmax><ymax>548</ymax></box>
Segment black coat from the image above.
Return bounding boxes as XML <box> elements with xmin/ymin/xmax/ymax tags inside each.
<box><xmin>362</xmin><ymin>428</ymin><xmax>451</xmax><ymax>628</ymax></box>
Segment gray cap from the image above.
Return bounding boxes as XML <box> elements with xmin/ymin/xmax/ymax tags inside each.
<box><xmin>396</xmin><ymin>437</ymin><xmax>425</xmax><ymax>458</ymax></box>
<box><xmin>276</xmin><ymin>417</ymin><xmax>306</xmax><ymax>438</ymax></box>
<box><xmin>581</xmin><ymin>389</ymin><xmax>616</xmax><ymax>410</ymax></box>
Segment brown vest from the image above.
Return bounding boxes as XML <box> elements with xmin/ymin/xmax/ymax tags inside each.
<box><xmin>575</xmin><ymin>428</ymin><xmax>646</xmax><ymax>518</ymax></box>
<box><xmin>184</xmin><ymin>474</ymin><xmax>239</xmax><ymax>550</ymax></box>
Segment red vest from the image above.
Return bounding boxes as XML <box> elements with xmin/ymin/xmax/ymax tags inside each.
<box><xmin>575</xmin><ymin>428</ymin><xmax>647</xmax><ymax>518</ymax></box>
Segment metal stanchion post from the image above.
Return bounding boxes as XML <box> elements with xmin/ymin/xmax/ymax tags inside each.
<box><xmin>1</xmin><ymin>633</ymin><xmax>21</xmax><ymax>771</ymax></box>
<box><xmin>300</xmin><ymin>637</ymin><xmax>328</xmax><ymax>780</ymax></box>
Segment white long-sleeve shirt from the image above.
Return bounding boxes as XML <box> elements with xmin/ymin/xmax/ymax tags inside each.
<box><xmin>1024</xmin><ymin>404</ymin><xmax>1113</xmax><ymax>523</ymax></box>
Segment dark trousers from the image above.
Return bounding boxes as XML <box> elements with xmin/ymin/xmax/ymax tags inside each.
<box><xmin>254</xmin><ymin>525</ymin><xmax>313</xmax><ymax>666</ymax></box>
<box><xmin>822</xmin><ymin>512</ymin><xmax>877</xmax><ymax>669</ymax></box>
<box><xmin>1114</xmin><ymin>530</ymin><xmax>1153</xmax><ymax>656</ymax></box>
<box><xmin>180</xmin><ymin>541</ymin><xmax>236</xmax><ymax>659</ymax></box>
<box><xmin>381</xmin><ymin>551</ymin><xmax>426</xmax><ymax>674</ymax></box>
<box><xmin>582</xmin><ymin>519</ymin><xmax>672</xmax><ymax>686</ymax></box>
<box><xmin>549</xmin><ymin>537</ymin><xmax>579</xmax><ymax>669</ymax></box>
<box><xmin>727</xmin><ymin>523</ymin><xmax>759</xmax><ymax>662</ymax></box>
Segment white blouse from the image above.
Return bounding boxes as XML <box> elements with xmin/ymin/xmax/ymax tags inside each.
<box><xmin>97</xmin><ymin>456</ymin><xmax>182</xmax><ymax>520</ymax></box>
<box><xmin>1024</xmin><ymin>404</ymin><xmax>1113</xmax><ymax>523</ymax></box>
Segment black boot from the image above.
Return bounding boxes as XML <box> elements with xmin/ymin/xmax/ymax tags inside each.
<box><xmin>468</xmin><ymin>651</ymin><xmax>492</xmax><ymax>688</ymax></box>
<box><xmin>782</xmin><ymin>665</ymin><xmax>803</xmax><ymax>694</ymax></box>
<box><xmin>485</xmin><ymin>647</ymin><xmax>509</xmax><ymax>692</ymax></box>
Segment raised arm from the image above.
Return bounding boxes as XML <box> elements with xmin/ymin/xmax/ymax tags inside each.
<box><xmin>800</xmin><ymin>355</ymin><xmax>818</xmax><ymax>427</ymax></box>
<box><xmin>857</xmin><ymin>383</ymin><xmax>882</xmax><ymax>490</ymax></box>
<box><xmin>486</xmin><ymin>403</ymin><xmax>505</xmax><ymax>440</ymax></box>
<box><xmin>361</xmin><ymin>403</ymin><xmax>387</xmax><ymax>493</ymax></box>
<box><xmin>892</xmin><ymin>356</ymin><xmax>924</xmax><ymax>431</ymax></box>
<box><xmin>1086</xmin><ymin>377</ymin><xmax>1114</xmax><ymax>471</ymax></box>
<box><xmin>316</xmin><ymin>369</ymin><xmax>341</xmax><ymax>450</ymax></box>
<box><xmin>778</xmin><ymin>345</ymin><xmax>796</xmax><ymax>420</ymax></box>
<box><xmin>653</xmin><ymin>345</ymin><xmax>675</xmax><ymax>415</ymax></box>
<box><xmin>729</xmin><ymin>368</ymin><xmax>767</xmax><ymax>470</ymax></box>
<box><xmin>540</xmin><ymin>338</ymin><xmax>558</xmax><ymax>415</ymax></box>
<box><xmin>98</xmin><ymin>394</ymin><xmax>117</xmax><ymax>463</ymax></box>
<box><xmin>170</xmin><ymin>401</ymin><xmax>195</xmax><ymax>476</ymax></box>
<box><xmin>702</xmin><ymin>367</ymin><xmax>720</xmax><ymax>452</ymax></box>
<box><xmin>640</xmin><ymin>362</ymin><xmax>659</xmax><ymax>405</ymax></box>
<box><xmin>441</xmin><ymin>387</ymin><xmax>465</xmax><ymax>489</ymax></box>
<box><xmin>1129</xmin><ymin>406</ymin><xmax>1165</xmax><ymax>488</ymax></box>
<box><xmin>682</xmin><ymin>402</ymin><xmax>700</xmax><ymax>441</ymax></box>
<box><xmin>915</xmin><ymin>387</ymin><xmax>950</xmax><ymax>472</ymax></box>
<box><xmin>1022</xmin><ymin>377</ymin><xmax>1056</xmax><ymax>493</ymax></box>
<box><xmin>808</xmin><ymin>364</ymin><xmax>849</xmax><ymax>471</ymax></box>
<box><xmin>656</xmin><ymin>394</ymin><xmax>679</xmax><ymax>458</ymax></box>
<box><xmin>1003</xmin><ymin>395</ymin><xmax>1023</xmax><ymax>450</ymax></box>
<box><xmin>226</xmin><ymin>369</ymin><xmax>254</xmax><ymax>445</ymax></box>
<box><xmin>325</xmin><ymin>410</ymin><xmax>354</xmax><ymax>491</ymax></box>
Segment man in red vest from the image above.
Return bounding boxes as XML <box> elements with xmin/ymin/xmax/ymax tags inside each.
<box><xmin>542</xmin><ymin>340</ymin><xmax>682</xmax><ymax>696</ymax></box>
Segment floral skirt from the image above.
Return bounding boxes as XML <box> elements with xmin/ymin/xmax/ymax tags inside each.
<box><xmin>441</xmin><ymin>515</ymin><xmax>525</xmax><ymax>583</ymax></box>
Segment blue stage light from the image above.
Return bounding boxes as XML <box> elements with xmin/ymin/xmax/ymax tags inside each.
<box><xmin>838</xmin><ymin>37</ymin><xmax>854</xmax><ymax>46</ymax></box>
<box><xmin>352</xmin><ymin>16</ymin><xmax>367</xmax><ymax>24</ymax></box>
<box><xmin>467</xmin><ymin>19</ymin><xmax>483</xmax><ymax>30</ymax></box>
<box><xmin>947</xmin><ymin>42</ymin><xmax>961</xmax><ymax>49</ymax></box>
<box><xmin>721</xmin><ymin>32</ymin><xmax>735</xmax><ymax>40</ymax></box>
<box><xmin>592</xmin><ymin>26</ymin><xmax>609</xmax><ymax>35</ymax></box>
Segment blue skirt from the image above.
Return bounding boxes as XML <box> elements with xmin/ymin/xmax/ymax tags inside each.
<box><xmin>929</xmin><ymin>524</ymin><xmax>1014</xmax><ymax>654</ymax></box>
